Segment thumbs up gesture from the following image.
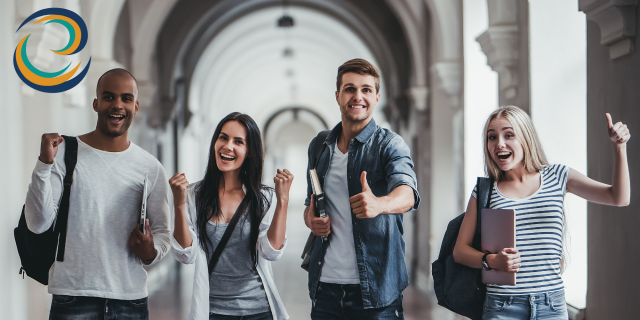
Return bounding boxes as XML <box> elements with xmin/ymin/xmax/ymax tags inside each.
<box><xmin>606</xmin><ymin>113</ymin><xmax>631</xmax><ymax>145</ymax></box>
<box><xmin>349</xmin><ymin>171</ymin><xmax>382</xmax><ymax>219</ymax></box>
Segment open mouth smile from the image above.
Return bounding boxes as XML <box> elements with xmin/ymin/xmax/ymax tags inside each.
<box><xmin>108</xmin><ymin>114</ymin><xmax>126</xmax><ymax>125</ymax></box>
<box><xmin>219</xmin><ymin>153</ymin><xmax>236</xmax><ymax>162</ymax></box>
<box><xmin>349</xmin><ymin>104</ymin><xmax>366</xmax><ymax>109</ymax></box>
<box><xmin>496</xmin><ymin>151</ymin><xmax>512</xmax><ymax>161</ymax></box>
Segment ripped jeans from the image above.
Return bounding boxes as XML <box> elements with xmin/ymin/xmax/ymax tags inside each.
<box><xmin>311</xmin><ymin>282</ymin><xmax>403</xmax><ymax>320</ymax></box>
<box><xmin>483</xmin><ymin>289</ymin><xmax>569</xmax><ymax>320</ymax></box>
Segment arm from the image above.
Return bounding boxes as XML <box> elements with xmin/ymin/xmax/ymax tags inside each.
<box><xmin>24</xmin><ymin>134</ymin><xmax>66</xmax><ymax>234</ymax></box>
<box><xmin>349</xmin><ymin>135</ymin><xmax>419</xmax><ymax>218</ymax></box>
<box><xmin>257</xmin><ymin>190</ymin><xmax>287</xmax><ymax>261</ymax></box>
<box><xmin>168</xmin><ymin>174</ymin><xmax>200</xmax><ymax>265</ymax></box>
<box><xmin>267</xmin><ymin>169</ymin><xmax>293</xmax><ymax>249</ymax></box>
<box><xmin>129</xmin><ymin>165</ymin><xmax>171</xmax><ymax>266</ymax></box>
<box><xmin>566</xmin><ymin>113</ymin><xmax>630</xmax><ymax>206</ymax></box>
<box><xmin>170</xmin><ymin>173</ymin><xmax>192</xmax><ymax>248</ymax></box>
<box><xmin>452</xmin><ymin>195</ymin><xmax>521</xmax><ymax>272</ymax></box>
<box><xmin>349</xmin><ymin>173</ymin><xmax>414</xmax><ymax>218</ymax></box>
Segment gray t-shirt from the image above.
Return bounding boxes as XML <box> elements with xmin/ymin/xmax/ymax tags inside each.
<box><xmin>319</xmin><ymin>143</ymin><xmax>360</xmax><ymax>284</ymax></box>
<box><xmin>206</xmin><ymin>216</ymin><xmax>270</xmax><ymax>315</ymax></box>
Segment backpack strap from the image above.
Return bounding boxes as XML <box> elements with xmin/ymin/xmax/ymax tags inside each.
<box><xmin>208</xmin><ymin>197</ymin><xmax>249</xmax><ymax>275</ymax></box>
<box><xmin>311</xmin><ymin>130</ymin><xmax>330</xmax><ymax>170</ymax></box>
<box><xmin>54</xmin><ymin>136</ymin><xmax>78</xmax><ymax>262</ymax></box>
<box><xmin>473</xmin><ymin>177</ymin><xmax>494</xmax><ymax>250</ymax></box>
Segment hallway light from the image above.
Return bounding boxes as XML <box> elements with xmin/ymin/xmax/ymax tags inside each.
<box><xmin>277</xmin><ymin>14</ymin><xmax>294</xmax><ymax>27</ymax></box>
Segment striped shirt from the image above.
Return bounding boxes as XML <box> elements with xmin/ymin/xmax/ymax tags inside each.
<box><xmin>472</xmin><ymin>164</ymin><xmax>568</xmax><ymax>295</ymax></box>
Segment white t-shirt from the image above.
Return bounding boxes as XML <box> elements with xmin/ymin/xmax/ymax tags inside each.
<box><xmin>319</xmin><ymin>143</ymin><xmax>360</xmax><ymax>284</ymax></box>
<box><xmin>24</xmin><ymin>137</ymin><xmax>171</xmax><ymax>300</ymax></box>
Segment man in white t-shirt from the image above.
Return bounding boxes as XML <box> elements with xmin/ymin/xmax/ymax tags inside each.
<box><xmin>24</xmin><ymin>69</ymin><xmax>170</xmax><ymax>319</ymax></box>
<box><xmin>304</xmin><ymin>59</ymin><xmax>420</xmax><ymax>319</ymax></box>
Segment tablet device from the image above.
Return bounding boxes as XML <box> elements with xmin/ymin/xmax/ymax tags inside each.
<box><xmin>140</xmin><ymin>174</ymin><xmax>148</xmax><ymax>234</ymax></box>
<box><xmin>481</xmin><ymin>208</ymin><xmax>516</xmax><ymax>286</ymax></box>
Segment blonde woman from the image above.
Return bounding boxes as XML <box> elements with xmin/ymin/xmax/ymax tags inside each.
<box><xmin>453</xmin><ymin>106</ymin><xmax>630</xmax><ymax>319</ymax></box>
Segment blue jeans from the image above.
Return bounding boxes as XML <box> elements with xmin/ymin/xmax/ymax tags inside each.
<box><xmin>49</xmin><ymin>295</ymin><xmax>148</xmax><ymax>320</ymax></box>
<box><xmin>311</xmin><ymin>282</ymin><xmax>404</xmax><ymax>320</ymax></box>
<box><xmin>209</xmin><ymin>311</ymin><xmax>273</xmax><ymax>320</ymax></box>
<box><xmin>483</xmin><ymin>290</ymin><xmax>569</xmax><ymax>320</ymax></box>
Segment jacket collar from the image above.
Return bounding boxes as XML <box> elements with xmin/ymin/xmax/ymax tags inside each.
<box><xmin>325</xmin><ymin>118</ymin><xmax>377</xmax><ymax>145</ymax></box>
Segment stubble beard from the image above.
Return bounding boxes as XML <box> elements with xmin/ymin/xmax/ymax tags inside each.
<box><xmin>97</xmin><ymin>114</ymin><xmax>132</xmax><ymax>138</ymax></box>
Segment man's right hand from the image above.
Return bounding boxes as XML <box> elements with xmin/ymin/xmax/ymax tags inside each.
<box><xmin>306</xmin><ymin>194</ymin><xmax>331</xmax><ymax>236</ymax></box>
<box><xmin>39</xmin><ymin>133</ymin><xmax>64</xmax><ymax>165</ymax></box>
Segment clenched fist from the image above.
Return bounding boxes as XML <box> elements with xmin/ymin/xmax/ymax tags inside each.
<box><xmin>39</xmin><ymin>133</ymin><xmax>64</xmax><ymax>165</ymax></box>
<box><xmin>274</xmin><ymin>169</ymin><xmax>293</xmax><ymax>203</ymax></box>
<box><xmin>169</xmin><ymin>173</ymin><xmax>189</xmax><ymax>208</ymax></box>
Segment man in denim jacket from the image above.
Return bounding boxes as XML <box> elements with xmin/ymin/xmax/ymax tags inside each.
<box><xmin>304</xmin><ymin>59</ymin><xmax>420</xmax><ymax>320</ymax></box>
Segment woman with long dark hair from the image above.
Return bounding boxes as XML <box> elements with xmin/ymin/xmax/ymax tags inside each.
<box><xmin>169</xmin><ymin>112</ymin><xmax>293</xmax><ymax>320</ymax></box>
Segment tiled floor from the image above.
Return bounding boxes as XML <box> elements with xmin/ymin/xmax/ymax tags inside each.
<box><xmin>149</xmin><ymin>204</ymin><xmax>441</xmax><ymax>319</ymax></box>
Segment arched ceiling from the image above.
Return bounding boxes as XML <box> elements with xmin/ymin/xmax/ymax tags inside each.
<box><xmin>188</xmin><ymin>6</ymin><xmax>389</xmax><ymax>135</ymax></box>
<box><xmin>155</xmin><ymin>0</ymin><xmax>413</xmax><ymax>129</ymax></box>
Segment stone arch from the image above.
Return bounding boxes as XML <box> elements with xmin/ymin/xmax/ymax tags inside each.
<box><xmin>154</xmin><ymin>0</ymin><xmax>414</xmax><ymax>131</ymax></box>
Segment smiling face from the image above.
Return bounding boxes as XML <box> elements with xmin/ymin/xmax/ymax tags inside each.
<box><xmin>335</xmin><ymin>72</ymin><xmax>380</xmax><ymax>124</ymax></box>
<box><xmin>93</xmin><ymin>72</ymin><xmax>139</xmax><ymax>137</ymax></box>
<box><xmin>214</xmin><ymin>120</ymin><xmax>248</xmax><ymax>174</ymax></box>
<box><xmin>486</xmin><ymin>116</ymin><xmax>525</xmax><ymax>172</ymax></box>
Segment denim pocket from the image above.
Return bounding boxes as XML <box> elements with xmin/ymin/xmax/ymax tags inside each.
<box><xmin>549</xmin><ymin>291</ymin><xmax>567</xmax><ymax>312</ymax></box>
<box><xmin>483</xmin><ymin>294</ymin><xmax>508</xmax><ymax>312</ymax></box>
<box><xmin>51</xmin><ymin>295</ymin><xmax>76</xmax><ymax>305</ymax></box>
<box><xmin>128</xmin><ymin>297</ymin><xmax>148</xmax><ymax>307</ymax></box>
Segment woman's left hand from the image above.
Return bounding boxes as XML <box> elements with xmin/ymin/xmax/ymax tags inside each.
<box><xmin>274</xmin><ymin>169</ymin><xmax>294</xmax><ymax>203</ymax></box>
<box><xmin>607</xmin><ymin>113</ymin><xmax>631</xmax><ymax>145</ymax></box>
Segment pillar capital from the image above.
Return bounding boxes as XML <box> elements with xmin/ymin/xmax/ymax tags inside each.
<box><xmin>580</xmin><ymin>0</ymin><xmax>638</xmax><ymax>59</ymax></box>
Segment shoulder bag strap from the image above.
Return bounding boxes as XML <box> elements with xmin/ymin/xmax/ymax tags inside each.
<box><xmin>312</xmin><ymin>130</ymin><xmax>330</xmax><ymax>170</ymax></box>
<box><xmin>55</xmin><ymin>135</ymin><xmax>78</xmax><ymax>262</ymax></box>
<box><xmin>208</xmin><ymin>197</ymin><xmax>248</xmax><ymax>275</ymax></box>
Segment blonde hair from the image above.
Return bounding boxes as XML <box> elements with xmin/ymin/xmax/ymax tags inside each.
<box><xmin>482</xmin><ymin>106</ymin><xmax>549</xmax><ymax>181</ymax></box>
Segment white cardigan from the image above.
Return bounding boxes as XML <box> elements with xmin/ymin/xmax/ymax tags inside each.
<box><xmin>171</xmin><ymin>183</ymin><xmax>289</xmax><ymax>320</ymax></box>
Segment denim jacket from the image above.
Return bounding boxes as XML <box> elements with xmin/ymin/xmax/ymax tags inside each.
<box><xmin>304</xmin><ymin>118</ymin><xmax>420</xmax><ymax>309</ymax></box>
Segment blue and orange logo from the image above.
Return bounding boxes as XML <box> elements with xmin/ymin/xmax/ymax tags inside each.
<box><xmin>14</xmin><ymin>8</ymin><xmax>91</xmax><ymax>93</ymax></box>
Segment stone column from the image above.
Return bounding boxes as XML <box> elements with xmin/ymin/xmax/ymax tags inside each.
<box><xmin>476</xmin><ymin>0</ymin><xmax>530</xmax><ymax>112</ymax></box>
<box><xmin>582</xmin><ymin>1</ymin><xmax>640</xmax><ymax>318</ymax></box>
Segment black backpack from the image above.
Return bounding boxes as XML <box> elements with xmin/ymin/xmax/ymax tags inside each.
<box><xmin>431</xmin><ymin>177</ymin><xmax>493</xmax><ymax>320</ymax></box>
<box><xmin>14</xmin><ymin>135</ymin><xmax>78</xmax><ymax>285</ymax></box>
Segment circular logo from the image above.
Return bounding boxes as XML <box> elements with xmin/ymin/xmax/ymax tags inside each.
<box><xmin>14</xmin><ymin>8</ymin><xmax>91</xmax><ymax>93</ymax></box>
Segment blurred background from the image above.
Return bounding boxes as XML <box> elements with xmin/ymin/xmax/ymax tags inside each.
<box><xmin>1</xmin><ymin>0</ymin><xmax>639</xmax><ymax>319</ymax></box>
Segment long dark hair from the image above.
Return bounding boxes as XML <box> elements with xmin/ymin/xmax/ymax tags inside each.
<box><xmin>195</xmin><ymin>112</ymin><xmax>272</xmax><ymax>267</ymax></box>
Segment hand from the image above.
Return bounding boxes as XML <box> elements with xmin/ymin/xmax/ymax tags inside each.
<box><xmin>349</xmin><ymin>171</ymin><xmax>382</xmax><ymax>219</ymax></box>
<box><xmin>274</xmin><ymin>169</ymin><xmax>294</xmax><ymax>203</ymax></box>
<box><xmin>307</xmin><ymin>194</ymin><xmax>331</xmax><ymax>236</ymax></box>
<box><xmin>169</xmin><ymin>173</ymin><xmax>189</xmax><ymax>207</ymax></box>
<box><xmin>486</xmin><ymin>248</ymin><xmax>521</xmax><ymax>273</ymax></box>
<box><xmin>39</xmin><ymin>133</ymin><xmax>64</xmax><ymax>165</ymax></box>
<box><xmin>606</xmin><ymin>113</ymin><xmax>631</xmax><ymax>145</ymax></box>
<box><xmin>129</xmin><ymin>219</ymin><xmax>157</xmax><ymax>264</ymax></box>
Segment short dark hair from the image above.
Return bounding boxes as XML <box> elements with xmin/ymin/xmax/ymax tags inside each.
<box><xmin>96</xmin><ymin>68</ymin><xmax>138</xmax><ymax>96</ymax></box>
<box><xmin>336</xmin><ymin>59</ymin><xmax>380</xmax><ymax>93</ymax></box>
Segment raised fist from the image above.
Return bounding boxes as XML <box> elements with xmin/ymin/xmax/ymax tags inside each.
<box><xmin>39</xmin><ymin>133</ymin><xmax>64</xmax><ymax>165</ymax></box>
